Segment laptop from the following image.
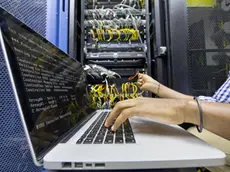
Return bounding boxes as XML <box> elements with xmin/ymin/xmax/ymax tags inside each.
<box><xmin>0</xmin><ymin>7</ymin><xmax>226</xmax><ymax>170</ymax></box>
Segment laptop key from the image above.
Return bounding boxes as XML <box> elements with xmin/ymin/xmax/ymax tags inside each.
<box><xmin>94</xmin><ymin>127</ymin><xmax>100</xmax><ymax>130</ymax></box>
<box><xmin>115</xmin><ymin>137</ymin><xmax>124</xmax><ymax>144</ymax></box>
<box><xmin>100</xmin><ymin>128</ymin><xmax>106</xmax><ymax>132</ymax></box>
<box><xmin>124</xmin><ymin>122</ymin><xmax>132</xmax><ymax>130</ymax></box>
<box><xmin>116</xmin><ymin>130</ymin><xmax>123</xmax><ymax>136</ymax></box>
<box><xmin>81</xmin><ymin>134</ymin><xmax>86</xmax><ymax>139</ymax></box>
<box><xmin>125</xmin><ymin>133</ymin><xmax>134</xmax><ymax>138</ymax></box>
<box><xmin>83</xmin><ymin>139</ymin><xmax>93</xmax><ymax>144</ymax></box>
<box><xmin>76</xmin><ymin>139</ymin><xmax>83</xmax><ymax>144</ymax></box>
<box><xmin>104</xmin><ymin>135</ymin><xmax>113</xmax><ymax>144</ymax></box>
<box><xmin>116</xmin><ymin>133</ymin><xmax>123</xmax><ymax>137</ymax></box>
<box><xmin>87</xmin><ymin>135</ymin><xmax>95</xmax><ymax>139</ymax></box>
<box><xmin>125</xmin><ymin>137</ymin><xmax>136</xmax><ymax>143</ymax></box>
<box><xmin>124</xmin><ymin>120</ymin><xmax>130</xmax><ymax>126</ymax></box>
<box><xmin>107</xmin><ymin>130</ymin><xmax>114</xmax><ymax>135</ymax></box>
<box><xmin>98</xmin><ymin>131</ymin><xmax>105</xmax><ymax>136</ymax></box>
<box><xmin>124</xmin><ymin>129</ymin><xmax>133</xmax><ymax>134</ymax></box>
<box><xmin>94</xmin><ymin>136</ymin><xmax>104</xmax><ymax>144</ymax></box>
<box><xmin>90</xmin><ymin>130</ymin><xmax>97</xmax><ymax>135</ymax></box>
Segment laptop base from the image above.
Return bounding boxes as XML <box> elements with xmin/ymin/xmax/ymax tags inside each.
<box><xmin>44</xmin><ymin>115</ymin><xmax>225</xmax><ymax>170</ymax></box>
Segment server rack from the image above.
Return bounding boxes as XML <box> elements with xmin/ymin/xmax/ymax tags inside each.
<box><xmin>69</xmin><ymin>0</ymin><xmax>155</xmax><ymax>80</ymax></box>
<box><xmin>68</xmin><ymin>0</ymin><xmax>230</xmax><ymax>96</ymax></box>
<box><xmin>67</xmin><ymin>0</ymin><xmax>185</xmax><ymax>94</ymax></box>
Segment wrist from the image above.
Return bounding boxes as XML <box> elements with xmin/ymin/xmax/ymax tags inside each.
<box><xmin>182</xmin><ymin>99</ymin><xmax>200</xmax><ymax>125</ymax></box>
<box><xmin>149</xmin><ymin>80</ymin><xmax>160</xmax><ymax>94</ymax></box>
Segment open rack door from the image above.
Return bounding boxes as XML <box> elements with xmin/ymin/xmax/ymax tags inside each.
<box><xmin>149</xmin><ymin>0</ymin><xmax>168</xmax><ymax>86</ymax></box>
<box><xmin>163</xmin><ymin>0</ymin><xmax>230</xmax><ymax>96</ymax></box>
<box><xmin>149</xmin><ymin>0</ymin><xmax>190</xmax><ymax>94</ymax></box>
<box><xmin>186</xmin><ymin>0</ymin><xmax>230</xmax><ymax>96</ymax></box>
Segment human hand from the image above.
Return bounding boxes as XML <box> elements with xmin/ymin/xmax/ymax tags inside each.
<box><xmin>137</xmin><ymin>73</ymin><xmax>159</xmax><ymax>93</ymax></box>
<box><xmin>105</xmin><ymin>97</ymin><xmax>190</xmax><ymax>131</ymax></box>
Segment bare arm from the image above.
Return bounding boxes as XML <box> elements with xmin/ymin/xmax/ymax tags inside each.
<box><xmin>151</xmin><ymin>82</ymin><xmax>193</xmax><ymax>99</ymax></box>
<box><xmin>137</xmin><ymin>73</ymin><xmax>193</xmax><ymax>99</ymax></box>
<box><xmin>184</xmin><ymin>100</ymin><xmax>230</xmax><ymax>141</ymax></box>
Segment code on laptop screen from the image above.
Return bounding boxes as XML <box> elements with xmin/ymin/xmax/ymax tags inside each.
<box><xmin>0</xmin><ymin>10</ymin><xmax>94</xmax><ymax>158</ymax></box>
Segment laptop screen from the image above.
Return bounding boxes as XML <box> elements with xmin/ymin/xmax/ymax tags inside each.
<box><xmin>0</xmin><ymin>8</ymin><xmax>94</xmax><ymax>159</ymax></box>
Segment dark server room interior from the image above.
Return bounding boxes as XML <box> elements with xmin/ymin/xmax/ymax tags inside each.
<box><xmin>0</xmin><ymin>0</ymin><xmax>230</xmax><ymax>171</ymax></box>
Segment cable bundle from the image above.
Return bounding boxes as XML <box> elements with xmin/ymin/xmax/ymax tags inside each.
<box><xmin>90</xmin><ymin>0</ymin><xmax>144</xmax><ymax>9</ymax></box>
<box><xmin>90</xmin><ymin>28</ymin><xmax>139</xmax><ymax>41</ymax></box>
<box><xmin>86</xmin><ymin>0</ymin><xmax>146</xmax><ymax>51</ymax></box>
<box><xmin>89</xmin><ymin>81</ymin><xmax>143</xmax><ymax>109</ymax></box>
<box><xmin>87</xmin><ymin>18</ymin><xmax>144</xmax><ymax>29</ymax></box>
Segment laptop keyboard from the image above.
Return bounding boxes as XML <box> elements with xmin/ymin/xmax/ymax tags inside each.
<box><xmin>76</xmin><ymin>112</ymin><xmax>136</xmax><ymax>144</ymax></box>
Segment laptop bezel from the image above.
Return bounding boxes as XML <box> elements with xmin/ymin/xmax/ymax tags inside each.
<box><xmin>0</xmin><ymin>27</ymin><xmax>43</xmax><ymax>165</ymax></box>
<box><xmin>0</xmin><ymin>7</ymin><xmax>98</xmax><ymax>166</ymax></box>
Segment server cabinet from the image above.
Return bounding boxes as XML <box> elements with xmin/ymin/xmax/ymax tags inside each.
<box><xmin>166</xmin><ymin>0</ymin><xmax>230</xmax><ymax>96</ymax></box>
<box><xmin>68</xmin><ymin>0</ymin><xmax>230</xmax><ymax>96</ymax></box>
<box><xmin>186</xmin><ymin>0</ymin><xmax>230</xmax><ymax>96</ymax></box>
<box><xmin>67</xmin><ymin>0</ymin><xmax>188</xmax><ymax>91</ymax></box>
<box><xmin>68</xmin><ymin>0</ymin><xmax>154</xmax><ymax>79</ymax></box>
<box><xmin>165</xmin><ymin>0</ymin><xmax>191</xmax><ymax>94</ymax></box>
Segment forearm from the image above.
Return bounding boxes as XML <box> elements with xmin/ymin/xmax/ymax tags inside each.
<box><xmin>184</xmin><ymin>100</ymin><xmax>230</xmax><ymax>141</ymax></box>
<box><xmin>150</xmin><ymin>82</ymin><xmax>192</xmax><ymax>99</ymax></box>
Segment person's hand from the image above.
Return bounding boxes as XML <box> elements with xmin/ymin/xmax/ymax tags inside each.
<box><xmin>105</xmin><ymin>97</ymin><xmax>192</xmax><ymax>131</ymax></box>
<box><xmin>137</xmin><ymin>73</ymin><xmax>159</xmax><ymax>93</ymax></box>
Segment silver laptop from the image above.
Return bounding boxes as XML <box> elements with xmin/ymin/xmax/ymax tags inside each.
<box><xmin>0</xmin><ymin>7</ymin><xmax>226</xmax><ymax>170</ymax></box>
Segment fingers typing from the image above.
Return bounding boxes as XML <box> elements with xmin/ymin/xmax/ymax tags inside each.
<box><xmin>111</xmin><ymin>108</ymin><xmax>134</xmax><ymax>131</ymax></box>
<box><xmin>105</xmin><ymin>99</ymin><xmax>136</xmax><ymax>128</ymax></box>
